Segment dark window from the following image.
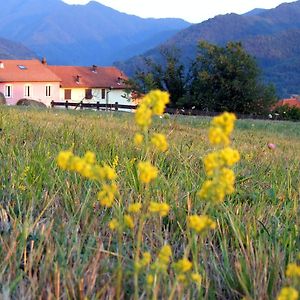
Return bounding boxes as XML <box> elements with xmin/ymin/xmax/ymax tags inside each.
<box><xmin>101</xmin><ymin>88</ymin><xmax>106</xmax><ymax>99</ymax></box>
<box><xmin>85</xmin><ymin>89</ymin><xmax>92</xmax><ymax>99</ymax></box>
<box><xmin>65</xmin><ymin>89</ymin><xmax>72</xmax><ymax>100</ymax></box>
<box><xmin>46</xmin><ymin>85</ymin><xmax>51</xmax><ymax>97</ymax></box>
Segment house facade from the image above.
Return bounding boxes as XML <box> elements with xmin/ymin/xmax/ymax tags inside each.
<box><xmin>47</xmin><ymin>65</ymin><xmax>131</xmax><ymax>105</ymax></box>
<box><xmin>0</xmin><ymin>60</ymin><xmax>61</xmax><ymax>106</ymax></box>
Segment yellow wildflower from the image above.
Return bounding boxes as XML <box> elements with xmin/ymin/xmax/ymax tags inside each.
<box><xmin>57</xmin><ymin>150</ymin><xmax>73</xmax><ymax>170</ymax></box>
<box><xmin>151</xmin><ymin>133</ymin><xmax>168</xmax><ymax>152</ymax></box>
<box><xmin>109</xmin><ymin>218</ymin><xmax>119</xmax><ymax>231</ymax></box>
<box><xmin>148</xmin><ymin>202</ymin><xmax>170</xmax><ymax>217</ymax></box>
<box><xmin>138</xmin><ymin>161</ymin><xmax>158</xmax><ymax>184</ymax></box>
<box><xmin>203</xmin><ymin>152</ymin><xmax>221</xmax><ymax>176</ymax></box>
<box><xmin>141</xmin><ymin>252</ymin><xmax>151</xmax><ymax>266</ymax></box>
<box><xmin>80</xmin><ymin>162</ymin><xmax>93</xmax><ymax>179</ymax></box>
<box><xmin>97</xmin><ymin>184</ymin><xmax>115</xmax><ymax>207</ymax></box>
<box><xmin>135</xmin><ymin>90</ymin><xmax>170</xmax><ymax>129</ymax></box>
<box><xmin>191</xmin><ymin>273</ymin><xmax>202</xmax><ymax>284</ymax></box>
<box><xmin>83</xmin><ymin>151</ymin><xmax>96</xmax><ymax>164</ymax></box>
<box><xmin>69</xmin><ymin>156</ymin><xmax>83</xmax><ymax>172</ymax></box>
<box><xmin>146</xmin><ymin>274</ymin><xmax>154</xmax><ymax>285</ymax></box>
<box><xmin>173</xmin><ymin>258</ymin><xmax>192</xmax><ymax>273</ymax></box>
<box><xmin>211</xmin><ymin>112</ymin><xmax>236</xmax><ymax>135</ymax></box>
<box><xmin>187</xmin><ymin>215</ymin><xmax>216</xmax><ymax>233</ymax></box>
<box><xmin>124</xmin><ymin>214</ymin><xmax>134</xmax><ymax>229</ymax></box>
<box><xmin>102</xmin><ymin>165</ymin><xmax>117</xmax><ymax>180</ymax></box>
<box><xmin>148</xmin><ymin>90</ymin><xmax>170</xmax><ymax>116</ymax></box>
<box><xmin>209</xmin><ymin>126</ymin><xmax>230</xmax><ymax>146</ymax></box>
<box><xmin>134</xmin><ymin>133</ymin><xmax>144</xmax><ymax>146</ymax></box>
<box><xmin>135</xmin><ymin>103</ymin><xmax>152</xmax><ymax>129</ymax></box>
<box><xmin>220</xmin><ymin>147</ymin><xmax>240</xmax><ymax>166</ymax></box>
<box><xmin>198</xmin><ymin>180</ymin><xmax>226</xmax><ymax>203</ymax></box>
<box><xmin>128</xmin><ymin>203</ymin><xmax>142</xmax><ymax>214</ymax></box>
<box><xmin>277</xmin><ymin>287</ymin><xmax>299</xmax><ymax>300</ymax></box>
<box><xmin>112</xmin><ymin>155</ymin><xmax>119</xmax><ymax>168</ymax></box>
<box><xmin>177</xmin><ymin>274</ymin><xmax>187</xmax><ymax>283</ymax></box>
<box><xmin>158</xmin><ymin>245</ymin><xmax>172</xmax><ymax>265</ymax></box>
<box><xmin>286</xmin><ymin>263</ymin><xmax>300</xmax><ymax>278</ymax></box>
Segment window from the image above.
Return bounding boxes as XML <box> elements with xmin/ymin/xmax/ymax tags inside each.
<box><xmin>85</xmin><ymin>89</ymin><xmax>92</xmax><ymax>100</ymax></box>
<box><xmin>18</xmin><ymin>65</ymin><xmax>27</xmax><ymax>70</ymax></box>
<box><xmin>101</xmin><ymin>88</ymin><xmax>106</xmax><ymax>99</ymax></box>
<box><xmin>46</xmin><ymin>85</ymin><xmax>51</xmax><ymax>97</ymax></box>
<box><xmin>64</xmin><ymin>89</ymin><xmax>72</xmax><ymax>100</ymax></box>
<box><xmin>4</xmin><ymin>85</ymin><xmax>12</xmax><ymax>98</ymax></box>
<box><xmin>24</xmin><ymin>85</ymin><xmax>31</xmax><ymax>97</ymax></box>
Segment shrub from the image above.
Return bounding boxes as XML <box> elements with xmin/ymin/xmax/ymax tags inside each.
<box><xmin>273</xmin><ymin>104</ymin><xmax>300</xmax><ymax>121</ymax></box>
<box><xmin>16</xmin><ymin>98</ymin><xmax>47</xmax><ymax>108</ymax></box>
<box><xmin>0</xmin><ymin>92</ymin><xmax>6</xmax><ymax>105</ymax></box>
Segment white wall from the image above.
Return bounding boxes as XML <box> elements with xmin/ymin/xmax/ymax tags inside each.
<box><xmin>60</xmin><ymin>88</ymin><xmax>132</xmax><ymax>105</ymax></box>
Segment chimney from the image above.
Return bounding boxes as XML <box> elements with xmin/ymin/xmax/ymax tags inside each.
<box><xmin>92</xmin><ymin>65</ymin><xmax>97</xmax><ymax>73</ymax></box>
<box><xmin>76</xmin><ymin>75</ymin><xmax>81</xmax><ymax>83</ymax></box>
<box><xmin>0</xmin><ymin>61</ymin><xmax>4</xmax><ymax>69</ymax></box>
<box><xmin>41</xmin><ymin>57</ymin><xmax>47</xmax><ymax>65</ymax></box>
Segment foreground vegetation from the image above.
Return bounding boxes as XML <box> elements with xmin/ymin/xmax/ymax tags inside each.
<box><xmin>0</xmin><ymin>103</ymin><xmax>299</xmax><ymax>299</ymax></box>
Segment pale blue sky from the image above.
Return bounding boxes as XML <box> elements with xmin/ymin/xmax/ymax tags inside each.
<box><xmin>62</xmin><ymin>0</ymin><xmax>296</xmax><ymax>23</ymax></box>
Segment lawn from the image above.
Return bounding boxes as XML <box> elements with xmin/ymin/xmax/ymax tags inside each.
<box><xmin>0</xmin><ymin>106</ymin><xmax>299</xmax><ymax>299</ymax></box>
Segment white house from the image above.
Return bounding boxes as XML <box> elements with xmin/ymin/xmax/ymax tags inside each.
<box><xmin>48</xmin><ymin>65</ymin><xmax>131</xmax><ymax>105</ymax></box>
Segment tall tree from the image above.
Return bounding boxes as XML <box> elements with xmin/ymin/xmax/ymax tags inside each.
<box><xmin>186</xmin><ymin>41</ymin><xmax>277</xmax><ymax>113</ymax></box>
<box><xmin>126</xmin><ymin>47</ymin><xmax>186</xmax><ymax>106</ymax></box>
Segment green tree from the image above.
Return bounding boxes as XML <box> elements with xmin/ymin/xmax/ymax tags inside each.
<box><xmin>126</xmin><ymin>47</ymin><xmax>186</xmax><ymax>106</ymax></box>
<box><xmin>186</xmin><ymin>41</ymin><xmax>277</xmax><ymax>114</ymax></box>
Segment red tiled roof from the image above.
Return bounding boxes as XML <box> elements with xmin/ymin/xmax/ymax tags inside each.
<box><xmin>0</xmin><ymin>59</ymin><xmax>61</xmax><ymax>82</ymax></box>
<box><xmin>48</xmin><ymin>65</ymin><xmax>127</xmax><ymax>89</ymax></box>
<box><xmin>274</xmin><ymin>98</ymin><xmax>300</xmax><ymax>109</ymax></box>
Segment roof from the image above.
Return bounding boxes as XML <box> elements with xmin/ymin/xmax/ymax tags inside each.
<box><xmin>274</xmin><ymin>98</ymin><xmax>300</xmax><ymax>109</ymax></box>
<box><xmin>0</xmin><ymin>60</ymin><xmax>61</xmax><ymax>82</ymax></box>
<box><xmin>48</xmin><ymin>66</ymin><xmax>127</xmax><ymax>89</ymax></box>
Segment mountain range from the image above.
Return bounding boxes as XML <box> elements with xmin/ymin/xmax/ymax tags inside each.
<box><xmin>116</xmin><ymin>1</ymin><xmax>300</xmax><ymax>97</ymax></box>
<box><xmin>0</xmin><ymin>37</ymin><xmax>37</xmax><ymax>59</ymax></box>
<box><xmin>0</xmin><ymin>0</ymin><xmax>189</xmax><ymax>65</ymax></box>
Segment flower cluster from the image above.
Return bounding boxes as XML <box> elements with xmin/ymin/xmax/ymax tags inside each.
<box><xmin>277</xmin><ymin>256</ymin><xmax>300</xmax><ymax>300</ymax></box>
<box><xmin>134</xmin><ymin>90</ymin><xmax>169</xmax><ymax>153</ymax></box>
<box><xmin>187</xmin><ymin>215</ymin><xmax>216</xmax><ymax>234</ymax></box>
<box><xmin>148</xmin><ymin>201</ymin><xmax>170</xmax><ymax>217</ymax></box>
<box><xmin>198</xmin><ymin>112</ymin><xmax>240</xmax><ymax>203</ymax></box>
<box><xmin>57</xmin><ymin>150</ymin><xmax>118</xmax><ymax>207</ymax></box>
<box><xmin>137</xmin><ymin>161</ymin><xmax>158</xmax><ymax>184</ymax></box>
<box><xmin>150</xmin><ymin>244</ymin><xmax>172</xmax><ymax>274</ymax></box>
<box><xmin>173</xmin><ymin>258</ymin><xmax>202</xmax><ymax>285</ymax></box>
<box><xmin>135</xmin><ymin>90</ymin><xmax>170</xmax><ymax>130</ymax></box>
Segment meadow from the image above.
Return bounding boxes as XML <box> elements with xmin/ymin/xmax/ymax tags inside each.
<box><xmin>0</xmin><ymin>103</ymin><xmax>299</xmax><ymax>299</ymax></box>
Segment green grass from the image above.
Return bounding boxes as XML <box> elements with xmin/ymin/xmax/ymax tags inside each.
<box><xmin>0</xmin><ymin>106</ymin><xmax>299</xmax><ymax>299</ymax></box>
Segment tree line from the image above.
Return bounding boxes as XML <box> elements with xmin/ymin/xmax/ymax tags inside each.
<box><xmin>126</xmin><ymin>41</ymin><xmax>277</xmax><ymax>115</ymax></box>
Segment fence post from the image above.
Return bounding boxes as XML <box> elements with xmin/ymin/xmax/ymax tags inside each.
<box><xmin>115</xmin><ymin>102</ymin><xmax>119</xmax><ymax>111</ymax></box>
<box><xmin>97</xmin><ymin>101</ymin><xmax>100</xmax><ymax>111</ymax></box>
<box><xmin>65</xmin><ymin>100</ymin><xmax>68</xmax><ymax>110</ymax></box>
<box><xmin>51</xmin><ymin>100</ymin><xmax>54</xmax><ymax>108</ymax></box>
<box><xmin>80</xmin><ymin>101</ymin><xmax>83</xmax><ymax>110</ymax></box>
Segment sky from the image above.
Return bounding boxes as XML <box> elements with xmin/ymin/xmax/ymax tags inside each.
<box><xmin>62</xmin><ymin>0</ymin><xmax>296</xmax><ymax>23</ymax></box>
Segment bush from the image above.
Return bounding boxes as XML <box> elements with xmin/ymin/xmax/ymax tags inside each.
<box><xmin>273</xmin><ymin>104</ymin><xmax>300</xmax><ymax>121</ymax></box>
<box><xmin>0</xmin><ymin>92</ymin><xmax>6</xmax><ymax>105</ymax></box>
<box><xmin>16</xmin><ymin>98</ymin><xmax>47</xmax><ymax>108</ymax></box>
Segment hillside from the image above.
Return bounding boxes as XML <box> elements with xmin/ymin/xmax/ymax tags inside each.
<box><xmin>116</xmin><ymin>1</ymin><xmax>300</xmax><ymax>97</ymax></box>
<box><xmin>0</xmin><ymin>37</ymin><xmax>36</xmax><ymax>59</ymax></box>
<box><xmin>0</xmin><ymin>0</ymin><xmax>189</xmax><ymax>66</ymax></box>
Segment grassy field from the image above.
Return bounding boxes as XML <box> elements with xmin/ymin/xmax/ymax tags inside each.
<box><xmin>0</xmin><ymin>106</ymin><xmax>299</xmax><ymax>299</ymax></box>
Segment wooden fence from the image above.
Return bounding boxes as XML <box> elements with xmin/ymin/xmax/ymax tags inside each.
<box><xmin>50</xmin><ymin>100</ymin><xmax>279</xmax><ymax>120</ymax></box>
<box><xmin>50</xmin><ymin>101</ymin><xmax>135</xmax><ymax>111</ymax></box>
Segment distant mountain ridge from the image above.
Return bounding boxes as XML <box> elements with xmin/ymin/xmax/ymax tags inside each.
<box><xmin>0</xmin><ymin>37</ymin><xmax>37</xmax><ymax>60</ymax></box>
<box><xmin>116</xmin><ymin>1</ymin><xmax>300</xmax><ymax>97</ymax></box>
<box><xmin>0</xmin><ymin>0</ymin><xmax>189</xmax><ymax>66</ymax></box>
